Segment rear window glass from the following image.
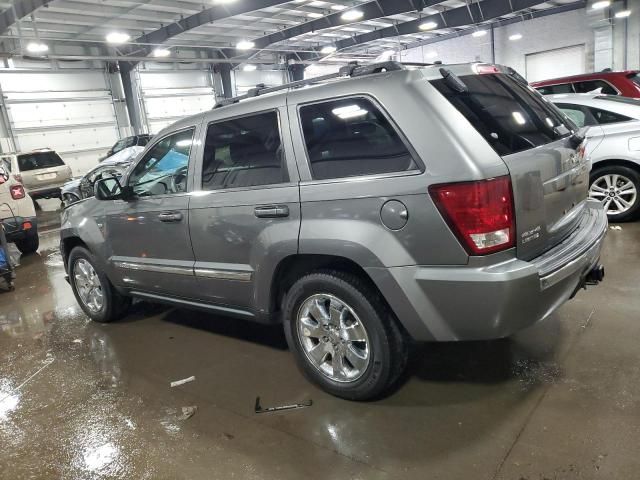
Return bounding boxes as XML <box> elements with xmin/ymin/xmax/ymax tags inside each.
<box><xmin>17</xmin><ymin>152</ymin><xmax>65</xmax><ymax>171</ymax></box>
<box><xmin>431</xmin><ymin>73</ymin><xmax>572</xmax><ymax>156</ymax></box>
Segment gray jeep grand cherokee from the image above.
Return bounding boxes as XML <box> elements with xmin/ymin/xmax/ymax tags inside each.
<box><xmin>61</xmin><ymin>62</ymin><xmax>607</xmax><ymax>400</ymax></box>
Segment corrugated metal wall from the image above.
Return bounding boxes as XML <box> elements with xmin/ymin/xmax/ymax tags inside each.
<box><xmin>137</xmin><ymin>68</ymin><xmax>215</xmax><ymax>134</ymax></box>
<box><xmin>0</xmin><ymin>69</ymin><xmax>121</xmax><ymax>176</ymax></box>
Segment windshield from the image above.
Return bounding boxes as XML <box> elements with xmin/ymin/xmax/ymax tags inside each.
<box><xmin>18</xmin><ymin>151</ymin><xmax>65</xmax><ymax>171</ymax></box>
<box><xmin>430</xmin><ymin>73</ymin><xmax>572</xmax><ymax>156</ymax></box>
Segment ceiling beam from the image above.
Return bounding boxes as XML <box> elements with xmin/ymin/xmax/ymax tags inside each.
<box><xmin>0</xmin><ymin>0</ymin><xmax>52</xmax><ymax>35</ymax></box>
<box><xmin>121</xmin><ymin>0</ymin><xmax>293</xmax><ymax>61</ymax></box>
<box><xmin>403</xmin><ymin>1</ymin><xmax>586</xmax><ymax>50</ymax></box>
<box><xmin>297</xmin><ymin>0</ymin><xmax>560</xmax><ymax>61</ymax></box>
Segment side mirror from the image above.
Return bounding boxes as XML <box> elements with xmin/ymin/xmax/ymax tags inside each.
<box><xmin>94</xmin><ymin>176</ymin><xmax>134</xmax><ymax>201</ymax></box>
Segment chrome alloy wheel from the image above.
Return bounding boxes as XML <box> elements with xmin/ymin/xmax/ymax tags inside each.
<box><xmin>589</xmin><ymin>174</ymin><xmax>638</xmax><ymax>216</ymax></box>
<box><xmin>297</xmin><ymin>294</ymin><xmax>370</xmax><ymax>383</ymax></box>
<box><xmin>73</xmin><ymin>258</ymin><xmax>104</xmax><ymax>313</ymax></box>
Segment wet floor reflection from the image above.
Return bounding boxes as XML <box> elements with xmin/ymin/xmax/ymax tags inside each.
<box><xmin>1</xmin><ymin>226</ymin><xmax>623</xmax><ymax>480</ymax></box>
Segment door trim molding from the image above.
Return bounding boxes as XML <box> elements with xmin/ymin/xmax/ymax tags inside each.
<box><xmin>114</xmin><ymin>261</ymin><xmax>193</xmax><ymax>276</ymax></box>
<box><xmin>194</xmin><ymin>268</ymin><xmax>252</xmax><ymax>282</ymax></box>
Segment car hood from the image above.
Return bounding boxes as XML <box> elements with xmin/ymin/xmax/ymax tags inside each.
<box><xmin>102</xmin><ymin>146</ymin><xmax>144</xmax><ymax>165</ymax></box>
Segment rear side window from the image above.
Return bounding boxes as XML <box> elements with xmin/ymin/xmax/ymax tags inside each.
<box><xmin>572</xmin><ymin>80</ymin><xmax>618</xmax><ymax>95</ymax></box>
<box><xmin>431</xmin><ymin>73</ymin><xmax>571</xmax><ymax>156</ymax></box>
<box><xmin>17</xmin><ymin>152</ymin><xmax>65</xmax><ymax>171</ymax></box>
<box><xmin>629</xmin><ymin>73</ymin><xmax>640</xmax><ymax>87</ymax></box>
<box><xmin>299</xmin><ymin>97</ymin><xmax>417</xmax><ymax>180</ymax></box>
<box><xmin>202</xmin><ymin>111</ymin><xmax>287</xmax><ymax>190</ymax></box>
<box><xmin>536</xmin><ymin>83</ymin><xmax>574</xmax><ymax>95</ymax></box>
<box><xmin>589</xmin><ymin>107</ymin><xmax>632</xmax><ymax>124</ymax></box>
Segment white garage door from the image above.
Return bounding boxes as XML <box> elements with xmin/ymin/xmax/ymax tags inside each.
<box><xmin>138</xmin><ymin>70</ymin><xmax>215</xmax><ymax>134</ymax></box>
<box><xmin>0</xmin><ymin>70</ymin><xmax>120</xmax><ymax>176</ymax></box>
<box><xmin>525</xmin><ymin>45</ymin><xmax>586</xmax><ymax>82</ymax></box>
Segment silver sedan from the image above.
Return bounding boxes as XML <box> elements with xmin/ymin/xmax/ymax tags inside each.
<box><xmin>546</xmin><ymin>93</ymin><xmax>640</xmax><ymax>222</ymax></box>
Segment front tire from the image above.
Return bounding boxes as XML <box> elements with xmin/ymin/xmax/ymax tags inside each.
<box><xmin>15</xmin><ymin>233</ymin><xmax>39</xmax><ymax>255</ymax></box>
<box><xmin>283</xmin><ymin>270</ymin><xmax>408</xmax><ymax>400</ymax></box>
<box><xmin>589</xmin><ymin>165</ymin><xmax>640</xmax><ymax>222</ymax></box>
<box><xmin>68</xmin><ymin>246</ymin><xmax>130</xmax><ymax>323</ymax></box>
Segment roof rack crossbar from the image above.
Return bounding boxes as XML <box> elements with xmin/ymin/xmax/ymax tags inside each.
<box><xmin>213</xmin><ymin>61</ymin><xmax>406</xmax><ymax>109</ymax></box>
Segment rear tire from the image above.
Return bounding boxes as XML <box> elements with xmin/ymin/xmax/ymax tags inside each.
<box><xmin>15</xmin><ymin>233</ymin><xmax>39</xmax><ymax>255</ymax></box>
<box><xmin>68</xmin><ymin>246</ymin><xmax>131</xmax><ymax>323</ymax></box>
<box><xmin>282</xmin><ymin>270</ymin><xmax>408</xmax><ymax>401</ymax></box>
<box><xmin>589</xmin><ymin>165</ymin><xmax>640</xmax><ymax>222</ymax></box>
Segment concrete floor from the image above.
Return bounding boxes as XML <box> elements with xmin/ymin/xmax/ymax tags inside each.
<box><xmin>1</xmin><ymin>217</ymin><xmax>639</xmax><ymax>480</ymax></box>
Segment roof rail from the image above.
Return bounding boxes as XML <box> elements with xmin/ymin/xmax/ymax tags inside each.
<box><xmin>213</xmin><ymin>61</ymin><xmax>405</xmax><ymax>109</ymax></box>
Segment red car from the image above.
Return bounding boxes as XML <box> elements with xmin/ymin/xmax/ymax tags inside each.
<box><xmin>531</xmin><ymin>70</ymin><xmax>640</xmax><ymax>98</ymax></box>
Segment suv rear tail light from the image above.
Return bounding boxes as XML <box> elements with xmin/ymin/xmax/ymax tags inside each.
<box><xmin>0</xmin><ymin>176</ymin><xmax>5</xmax><ymax>184</ymax></box>
<box><xmin>429</xmin><ymin>176</ymin><xmax>515</xmax><ymax>255</ymax></box>
<box><xmin>10</xmin><ymin>184</ymin><xmax>25</xmax><ymax>200</ymax></box>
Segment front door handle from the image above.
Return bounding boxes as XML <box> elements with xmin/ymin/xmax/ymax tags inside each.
<box><xmin>158</xmin><ymin>211</ymin><xmax>183</xmax><ymax>223</ymax></box>
<box><xmin>254</xmin><ymin>205</ymin><xmax>289</xmax><ymax>218</ymax></box>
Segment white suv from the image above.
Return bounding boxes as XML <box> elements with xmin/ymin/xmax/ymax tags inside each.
<box><xmin>1</xmin><ymin>149</ymin><xmax>72</xmax><ymax>200</ymax></box>
<box><xmin>0</xmin><ymin>164</ymin><xmax>39</xmax><ymax>254</ymax></box>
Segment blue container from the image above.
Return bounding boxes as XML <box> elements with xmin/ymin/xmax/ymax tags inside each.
<box><xmin>0</xmin><ymin>247</ymin><xmax>7</xmax><ymax>269</ymax></box>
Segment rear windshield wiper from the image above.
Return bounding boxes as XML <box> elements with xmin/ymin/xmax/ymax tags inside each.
<box><xmin>439</xmin><ymin>68</ymin><xmax>468</xmax><ymax>93</ymax></box>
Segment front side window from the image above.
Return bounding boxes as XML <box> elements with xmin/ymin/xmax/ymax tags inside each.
<box><xmin>129</xmin><ymin>128</ymin><xmax>194</xmax><ymax>197</ymax></box>
<box><xmin>299</xmin><ymin>97</ymin><xmax>416</xmax><ymax>180</ymax></box>
<box><xmin>572</xmin><ymin>80</ymin><xmax>618</xmax><ymax>95</ymax></box>
<box><xmin>202</xmin><ymin>111</ymin><xmax>287</xmax><ymax>190</ymax></box>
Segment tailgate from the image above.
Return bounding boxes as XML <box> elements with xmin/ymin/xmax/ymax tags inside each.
<box><xmin>428</xmin><ymin>68</ymin><xmax>588</xmax><ymax>260</ymax></box>
<box><xmin>503</xmin><ymin>136</ymin><xmax>590</xmax><ymax>260</ymax></box>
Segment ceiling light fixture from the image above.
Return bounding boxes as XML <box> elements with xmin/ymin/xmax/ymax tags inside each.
<box><xmin>615</xmin><ymin>9</ymin><xmax>631</xmax><ymax>17</ymax></box>
<box><xmin>472</xmin><ymin>29</ymin><xmax>487</xmax><ymax>37</ymax></box>
<box><xmin>26</xmin><ymin>42</ymin><xmax>48</xmax><ymax>53</ymax></box>
<box><xmin>152</xmin><ymin>48</ymin><xmax>171</xmax><ymax>57</ymax></box>
<box><xmin>307</xmin><ymin>12</ymin><xmax>323</xmax><ymax>18</ymax></box>
<box><xmin>106</xmin><ymin>32</ymin><xmax>130</xmax><ymax>44</ymax></box>
<box><xmin>592</xmin><ymin>0</ymin><xmax>610</xmax><ymax>9</ymax></box>
<box><xmin>330</xmin><ymin>4</ymin><xmax>346</xmax><ymax>10</ymax></box>
<box><xmin>320</xmin><ymin>45</ymin><xmax>337</xmax><ymax>54</ymax></box>
<box><xmin>509</xmin><ymin>33</ymin><xmax>523</xmax><ymax>41</ymax></box>
<box><xmin>419</xmin><ymin>21</ymin><xmax>438</xmax><ymax>31</ymax></box>
<box><xmin>341</xmin><ymin>9</ymin><xmax>364</xmax><ymax>21</ymax></box>
<box><xmin>243</xmin><ymin>64</ymin><xmax>257</xmax><ymax>71</ymax></box>
<box><xmin>236</xmin><ymin>40</ymin><xmax>255</xmax><ymax>50</ymax></box>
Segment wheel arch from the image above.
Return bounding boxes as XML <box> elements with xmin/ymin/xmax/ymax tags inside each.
<box><xmin>268</xmin><ymin>254</ymin><xmax>388</xmax><ymax>320</ymax></box>
<box><xmin>590</xmin><ymin>159</ymin><xmax>640</xmax><ymax>178</ymax></box>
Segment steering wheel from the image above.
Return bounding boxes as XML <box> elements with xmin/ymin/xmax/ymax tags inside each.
<box><xmin>169</xmin><ymin>165</ymin><xmax>189</xmax><ymax>193</ymax></box>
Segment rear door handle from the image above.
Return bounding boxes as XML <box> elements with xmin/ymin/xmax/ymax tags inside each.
<box><xmin>254</xmin><ymin>205</ymin><xmax>289</xmax><ymax>218</ymax></box>
<box><xmin>158</xmin><ymin>211</ymin><xmax>183</xmax><ymax>223</ymax></box>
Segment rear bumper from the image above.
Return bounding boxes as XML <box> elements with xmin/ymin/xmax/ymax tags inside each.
<box><xmin>2</xmin><ymin>216</ymin><xmax>38</xmax><ymax>243</ymax></box>
<box><xmin>368</xmin><ymin>200</ymin><xmax>608</xmax><ymax>341</ymax></box>
<box><xmin>28</xmin><ymin>186</ymin><xmax>62</xmax><ymax>199</ymax></box>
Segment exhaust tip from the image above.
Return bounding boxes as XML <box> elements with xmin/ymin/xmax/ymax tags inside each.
<box><xmin>586</xmin><ymin>265</ymin><xmax>605</xmax><ymax>285</ymax></box>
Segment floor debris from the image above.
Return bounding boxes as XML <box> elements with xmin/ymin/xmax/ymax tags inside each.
<box><xmin>254</xmin><ymin>396</ymin><xmax>313</xmax><ymax>414</ymax></box>
<box><xmin>610</xmin><ymin>225</ymin><xmax>622</xmax><ymax>231</ymax></box>
<box><xmin>170</xmin><ymin>376</ymin><xmax>195</xmax><ymax>388</ymax></box>
<box><xmin>179</xmin><ymin>406</ymin><xmax>197</xmax><ymax>421</ymax></box>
